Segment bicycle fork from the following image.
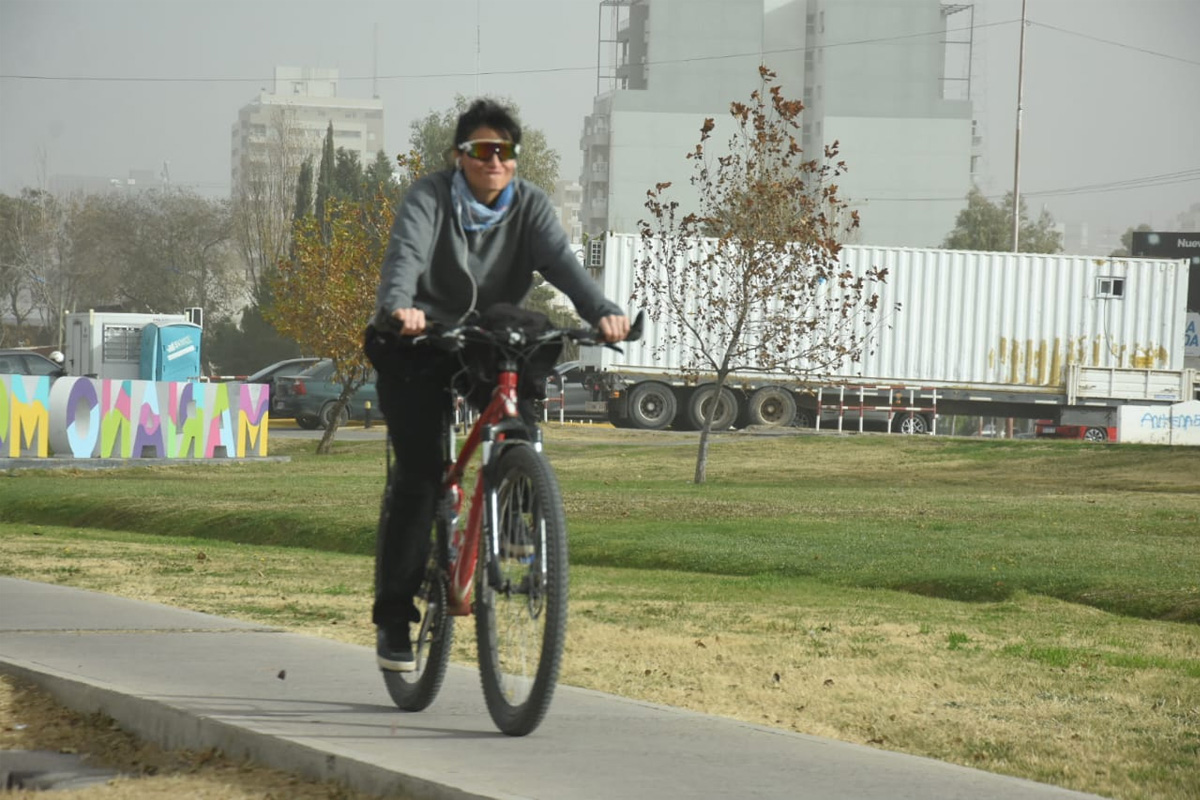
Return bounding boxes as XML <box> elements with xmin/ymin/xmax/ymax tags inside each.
<box><xmin>445</xmin><ymin>422</ymin><xmax>505</xmax><ymax>615</ymax></box>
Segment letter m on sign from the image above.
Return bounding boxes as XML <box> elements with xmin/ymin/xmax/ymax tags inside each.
<box><xmin>1</xmin><ymin>376</ymin><xmax>51</xmax><ymax>457</ymax></box>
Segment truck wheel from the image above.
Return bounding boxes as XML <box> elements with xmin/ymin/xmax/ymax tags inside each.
<box><xmin>793</xmin><ymin>408</ymin><xmax>815</xmax><ymax>428</ymax></box>
<box><xmin>1083</xmin><ymin>427</ymin><xmax>1108</xmax><ymax>442</ymax></box>
<box><xmin>686</xmin><ymin>385</ymin><xmax>740</xmax><ymax>431</ymax></box>
<box><xmin>892</xmin><ymin>413</ymin><xmax>932</xmax><ymax>435</ymax></box>
<box><xmin>627</xmin><ymin>382</ymin><xmax>677</xmax><ymax>430</ymax></box>
<box><xmin>746</xmin><ymin>386</ymin><xmax>797</xmax><ymax>427</ymax></box>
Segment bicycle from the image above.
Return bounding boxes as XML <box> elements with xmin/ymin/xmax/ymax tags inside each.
<box><xmin>377</xmin><ymin>311</ymin><xmax>642</xmax><ymax>736</ymax></box>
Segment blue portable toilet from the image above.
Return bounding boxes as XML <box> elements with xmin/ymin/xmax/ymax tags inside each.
<box><xmin>140</xmin><ymin>322</ymin><xmax>202</xmax><ymax>381</ymax></box>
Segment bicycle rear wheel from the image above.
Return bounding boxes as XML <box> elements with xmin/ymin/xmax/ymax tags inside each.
<box><xmin>475</xmin><ymin>442</ymin><xmax>568</xmax><ymax>736</ymax></box>
<box><xmin>382</xmin><ymin>496</ymin><xmax>455</xmax><ymax>712</ymax></box>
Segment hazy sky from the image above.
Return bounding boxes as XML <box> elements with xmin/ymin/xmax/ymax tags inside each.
<box><xmin>2</xmin><ymin>0</ymin><xmax>1198</xmax><ymax>241</ymax></box>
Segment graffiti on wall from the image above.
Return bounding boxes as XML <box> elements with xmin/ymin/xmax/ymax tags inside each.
<box><xmin>1119</xmin><ymin>400</ymin><xmax>1200</xmax><ymax>446</ymax></box>
<box><xmin>0</xmin><ymin>376</ymin><xmax>269</xmax><ymax>459</ymax></box>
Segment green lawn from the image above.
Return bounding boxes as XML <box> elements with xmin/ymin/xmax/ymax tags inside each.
<box><xmin>2</xmin><ymin>429</ymin><xmax>1198</xmax><ymax>799</ymax></box>
<box><xmin>3</xmin><ymin>431</ymin><xmax>1197</xmax><ymax>623</ymax></box>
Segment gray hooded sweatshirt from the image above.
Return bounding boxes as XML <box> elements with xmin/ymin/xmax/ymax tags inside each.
<box><xmin>374</xmin><ymin>169</ymin><xmax>622</xmax><ymax>328</ymax></box>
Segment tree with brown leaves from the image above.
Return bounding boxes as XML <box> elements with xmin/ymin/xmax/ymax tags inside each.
<box><xmin>268</xmin><ymin>193</ymin><xmax>394</xmax><ymax>454</ymax></box>
<box><xmin>635</xmin><ymin>66</ymin><xmax>889</xmax><ymax>484</ymax></box>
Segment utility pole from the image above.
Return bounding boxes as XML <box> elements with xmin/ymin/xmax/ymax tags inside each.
<box><xmin>1011</xmin><ymin>0</ymin><xmax>1028</xmax><ymax>252</ymax></box>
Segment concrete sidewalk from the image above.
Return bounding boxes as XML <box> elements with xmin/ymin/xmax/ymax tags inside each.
<box><xmin>0</xmin><ymin>577</ymin><xmax>1104</xmax><ymax>800</ymax></box>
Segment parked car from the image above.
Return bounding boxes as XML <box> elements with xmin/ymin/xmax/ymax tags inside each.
<box><xmin>0</xmin><ymin>348</ymin><xmax>66</xmax><ymax>379</ymax></box>
<box><xmin>244</xmin><ymin>357</ymin><xmax>321</xmax><ymax>402</ymax></box>
<box><xmin>815</xmin><ymin>405</ymin><xmax>935</xmax><ymax>434</ymax></box>
<box><xmin>542</xmin><ymin>361</ymin><xmax>608</xmax><ymax>421</ymax></box>
<box><xmin>272</xmin><ymin>359</ymin><xmax>378</xmax><ymax>429</ymax></box>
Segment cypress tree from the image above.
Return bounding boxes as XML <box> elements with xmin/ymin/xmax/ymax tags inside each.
<box><xmin>315</xmin><ymin>122</ymin><xmax>335</xmax><ymax>239</ymax></box>
<box><xmin>293</xmin><ymin>157</ymin><xmax>314</xmax><ymax>222</ymax></box>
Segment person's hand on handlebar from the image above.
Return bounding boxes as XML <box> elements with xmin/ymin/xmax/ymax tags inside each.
<box><xmin>597</xmin><ymin>314</ymin><xmax>630</xmax><ymax>343</ymax></box>
<box><xmin>391</xmin><ymin>308</ymin><xmax>427</xmax><ymax>336</ymax></box>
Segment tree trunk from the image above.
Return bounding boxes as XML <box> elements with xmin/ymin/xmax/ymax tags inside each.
<box><xmin>316</xmin><ymin>419</ymin><xmax>338</xmax><ymax>455</ymax></box>
<box><xmin>314</xmin><ymin>392</ymin><xmax>353</xmax><ymax>455</ymax></box>
<box><xmin>694</xmin><ymin>422</ymin><xmax>711</xmax><ymax>484</ymax></box>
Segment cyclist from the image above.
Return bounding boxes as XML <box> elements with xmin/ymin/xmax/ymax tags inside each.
<box><xmin>364</xmin><ymin>98</ymin><xmax>630</xmax><ymax>672</ymax></box>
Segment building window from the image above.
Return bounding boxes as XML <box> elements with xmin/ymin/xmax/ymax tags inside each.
<box><xmin>588</xmin><ymin>239</ymin><xmax>604</xmax><ymax>268</ymax></box>
<box><xmin>1096</xmin><ymin>277</ymin><xmax>1125</xmax><ymax>299</ymax></box>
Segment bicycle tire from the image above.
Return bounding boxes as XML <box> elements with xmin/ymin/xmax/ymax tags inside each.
<box><xmin>475</xmin><ymin>442</ymin><xmax>568</xmax><ymax>736</ymax></box>
<box><xmin>382</xmin><ymin>495</ymin><xmax>455</xmax><ymax>712</ymax></box>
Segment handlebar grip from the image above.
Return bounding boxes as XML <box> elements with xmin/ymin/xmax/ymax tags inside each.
<box><xmin>626</xmin><ymin>310</ymin><xmax>646</xmax><ymax>343</ymax></box>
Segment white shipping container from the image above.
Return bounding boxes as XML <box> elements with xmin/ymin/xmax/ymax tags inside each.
<box><xmin>591</xmin><ymin>234</ymin><xmax>1191</xmax><ymax>394</ymax></box>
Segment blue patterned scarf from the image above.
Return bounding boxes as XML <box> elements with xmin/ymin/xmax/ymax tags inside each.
<box><xmin>451</xmin><ymin>169</ymin><xmax>515</xmax><ymax>231</ymax></box>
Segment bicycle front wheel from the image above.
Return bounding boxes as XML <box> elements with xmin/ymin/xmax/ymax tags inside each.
<box><xmin>475</xmin><ymin>442</ymin><xmax>568</xmax><ymax>736</ymax></box>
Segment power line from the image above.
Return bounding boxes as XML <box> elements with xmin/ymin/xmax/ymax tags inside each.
<box><xmin>1029</xmin><ymin>21</ymin><xmax>1200</xmax><ymax>67</ymax></box>
<box><xmin>1025</xmin><ymin>168</ymin><xmax>1200</xmax><ymax>198</ymax></box>
<box><xmin>860</xmin><ymin>167</ymin><xmax>1200</xmax><ymax>203</ymax></box>
<box><xmin>3</xmin><ymin>15</ymin><xmax>1195</xmax><ymax>86</ymax></box>
<box><xmin>0</xmin><ymin>20</ymin><xmax>1018</xmax><ymax>84</ymax></box>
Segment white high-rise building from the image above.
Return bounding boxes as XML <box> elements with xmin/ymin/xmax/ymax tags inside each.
<box><xmin>800</xmin><ymin>1</ymin><xmax>977</xmax><ymax>245</ymax></box>
<box><xmin>579</xmin><ymin>0</ymin><xmax>978</xmax><ymax>248</ymax></box>
<box><xmin>230</xmin><ymin>67</ymin><xmax>384</xmax><ymax>193</ymax></box>
<box><xmin>552</xmin><ymin>180</ymin><xmax>584</xmax><ymax>243</ymax></box>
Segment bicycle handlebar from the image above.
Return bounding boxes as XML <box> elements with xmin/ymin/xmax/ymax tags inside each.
<box><xmin>410</xmin><ymin>310</ymin><xmax>645</xmax><ymax>354</ymax></box>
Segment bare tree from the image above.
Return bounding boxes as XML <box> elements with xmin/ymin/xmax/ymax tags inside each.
<box><xmin>10</xmin><ymin>188</ymin><xmax>82</xmax><ymax>348</ymax></box>
<box><xmin>0</xmin><ymin>193</ymin><xmax>38</xmax><ymax>344</ymax></box>
<box><xmin>64</xmin><ymin>189</ymin><xmax>241</xmax><ymax>317</ymax></box>
<box><xmin>232</xmin><ymin>106</ymin><xmax>307</xmax><ymax>299</ymax></box>
<box><xmin>635</xmin><ymin>67</ymin><xmax>889</xmax><ymax>484</ymax></box>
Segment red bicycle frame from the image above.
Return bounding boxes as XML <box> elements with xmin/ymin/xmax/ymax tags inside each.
<box><xmin>443</xmin><ymin>368</ymin><xmax>522</xmax><ymax>615</ymax></box>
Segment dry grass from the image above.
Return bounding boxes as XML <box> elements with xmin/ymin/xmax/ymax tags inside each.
<box><xmin>0</xmin><ymin>673</ymin><xmax>387</xmax><ymax>799</ymax></box>
<box><xmin>2</xmin><ymin>525</ymin><xmax>1198</xmax><ymax>800</ymax></box>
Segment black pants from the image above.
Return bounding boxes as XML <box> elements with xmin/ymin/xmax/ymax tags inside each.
<box><xmin>363</xmin><ymin>328</ymin><xmax>458</xmax><ymax>627</ymax></box>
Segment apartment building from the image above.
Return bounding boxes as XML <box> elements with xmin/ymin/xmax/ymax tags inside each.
<box><xmin>552</xmin><ymin>180</ymin><xmax>585</xmax><ymax>243</ymax></box>
<box><xmin>230</xmin><ymin>67</ymin><xmax>384</xmax><ymax>193</ymax></box>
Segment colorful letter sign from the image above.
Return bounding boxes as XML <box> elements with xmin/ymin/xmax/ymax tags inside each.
<box><xmin>0</xmin><ymin>376</ymin><xmax>268</xmax><ymax>459</ymax></box>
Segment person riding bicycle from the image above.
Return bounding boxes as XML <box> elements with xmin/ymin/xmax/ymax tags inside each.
<box><xmin>364</xmin><ymin>98</ymin><xmax>630</xmax><ymax>672</ymax></box>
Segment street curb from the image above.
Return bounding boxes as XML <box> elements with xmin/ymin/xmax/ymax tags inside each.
<box><xmin>0</xmin><ymin>658</ymin><xmax>489</xmax><ymax>800</ymax></box>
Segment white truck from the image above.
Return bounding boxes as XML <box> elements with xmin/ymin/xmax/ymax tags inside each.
<box><xmin>581</xmin><ymin>234</ymin><xmax>1199</xmax><ymax>441</ymax></box>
